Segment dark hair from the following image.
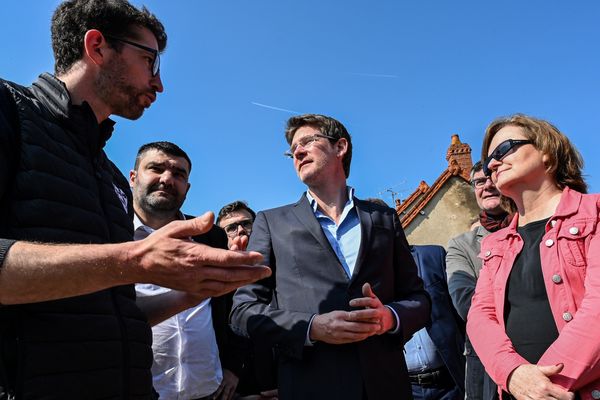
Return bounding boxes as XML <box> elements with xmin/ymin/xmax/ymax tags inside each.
<box><xmin>285</xmin><ymin>114</ymin><xmax>353</xmax><ymax>178</ymax></box>
<box><xmin>482</xmin><ymin>114</ymin><xmax>587</xmax><ymax>194</ymax></box>
<box><xmin>51</xmin><ymin>0</ymin><xmax>167</xmax><ymax>75</ymax></box>
<box><xmin>365</xmin><ymin>198</ymin><xmax>391</xmax><ymax>208</ymax></box>
<box><xmin>470</xmin><ymin>161</ymin><xmax>483</xmax><ymax>180</ymax></box>
<box><xmin>134</xmin><ymin>141</ymin><xmax>191</xmax><ymax>172</ymax></box>
<box><xmin>216</xmin><ymin>201</ymin><xmax>256</xmax><ymax>226</ymax></box>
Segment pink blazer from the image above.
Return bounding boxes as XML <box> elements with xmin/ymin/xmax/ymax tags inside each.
<box><xmin>467</xmin><ymin>187</ymin><xmax>600</xmax><ymax>400</ymax></box>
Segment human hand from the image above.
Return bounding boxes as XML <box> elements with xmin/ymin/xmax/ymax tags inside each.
<box><xmin>507</xmin><ymin>363</ymin><xmax>575</xmax><ymax>400</ymax></box>
<box><xmin>214</xmin><ymin>369</ymin><xmax>239</xmax><ymax>400</ymax></box>
<box><xmin>309</xmin><ymin>309</ymin><xmax>380</xmax><ymax>344</ymax></box>
<box><xmin>347</xmin><ymin>283</ymin><xmax>396</xmax><ymax>334</ymax></box>
<box><xmin>127</xmin><ymin>212</ymin><xmax>270</xmax><ymax>298</ymax></box>
<box><xmin>229</xmin><ymin>234</ymin><xmax>249</xmax><ymax>251</ymax></box>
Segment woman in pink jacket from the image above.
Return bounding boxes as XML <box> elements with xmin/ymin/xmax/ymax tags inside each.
<box><xmin>467</xmin><ymin>114</ymin><xmax>600</xmax><ymax>400</ymax></box>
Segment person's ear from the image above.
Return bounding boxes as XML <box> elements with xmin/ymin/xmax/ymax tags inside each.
<box><xmin>83</xmin><ymin>29</ymin><xmax>109</xmax><ymax>67</ymax></box>
<box><xmin>129</xmin><ymin>169</ymin><xmax>137</xmax><ymax>188</ymax></box>
<box><xmin>336</xmin><ymin>138</ymin><xmax>348</xmax><ymax>158</ymax></box>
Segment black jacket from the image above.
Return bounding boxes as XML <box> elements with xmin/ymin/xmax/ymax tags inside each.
<box><xmin>0</xmin><ymin>74</ymin><xmax>153</xmax><ymax>400</ymax></box>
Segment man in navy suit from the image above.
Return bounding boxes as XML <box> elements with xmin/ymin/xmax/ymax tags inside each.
<box><xmin>231</xmin><ymin>114</ymin><xmax>430</xmax><ymax>400</ymax></box>
<box><xmin>408</xmin><ymin>245</ymin><xmax>466</xmax><ymax>400</ymax></box>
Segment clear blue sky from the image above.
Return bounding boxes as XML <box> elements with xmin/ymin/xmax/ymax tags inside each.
<box><xmin>2</xmin><ymin>1</ymin><xmax>599</xmax><ymax>217</ymax></box>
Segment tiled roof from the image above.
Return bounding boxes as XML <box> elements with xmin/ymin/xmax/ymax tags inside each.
<box><xmin>395</xmin><ymin>134</ymin><xmax>473</xmax><ymax>228</ymax></box>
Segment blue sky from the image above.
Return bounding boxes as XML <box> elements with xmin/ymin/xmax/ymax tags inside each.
<box><xmin>2</xmin><ymin>1</ymin><xmax>599</xmax><ymax>217</ymax></box>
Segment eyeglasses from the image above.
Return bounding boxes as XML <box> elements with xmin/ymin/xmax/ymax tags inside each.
<box><xmin>470</xmin><ymin>176</ymin><xmax>493</xmax><ymax>189</ymax></box>
<box><xmin>104</xmin><ymin>35</ymin><xmax>160</xmax><ymax>76</ymax></box>
<box><xmin>483</xmin><ymin>139</ymin><xmax>532</xmax><ymax>177</ymax></box>
<box><xmin>222</xmin><ymin>219</ymin><xmax>253</xmax><ymax>237</ymax></box>
<box><xmin>284</xmin><ymin>134</ymin><xmax>333</xmax><ymax>159</ymax></box>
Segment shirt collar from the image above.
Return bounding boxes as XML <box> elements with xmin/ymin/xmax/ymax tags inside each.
<box><xmin>133</xmin><ymin>211</ymin><xmax>186</xmax><ymax>236</ymax></box>
<box><xmin>306</xmin><ymin>186</ymin><xmax>355</xmax><ymax>212</ymax></box>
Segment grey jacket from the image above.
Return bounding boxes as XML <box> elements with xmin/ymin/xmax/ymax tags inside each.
<box><xmin>445</xmin><ymin>226</ymin><xmax>491</xmax><ymax>322</ymax></box>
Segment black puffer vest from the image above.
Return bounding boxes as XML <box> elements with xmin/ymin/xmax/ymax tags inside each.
<box><xmin>0</xmin><ymin>74</ymin><xmax>153</xmax><ymax>399</ymax></box>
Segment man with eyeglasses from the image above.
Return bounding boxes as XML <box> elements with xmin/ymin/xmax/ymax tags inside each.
<box><xmin>217</xmin><ymin>201</ymin><xmax>256</xmax><ymax>250</ymax></box>
<box><xmin>231</xmin><ymin>114</ymin><xmax>430</xmax><ymax>400</ymax></box>
<box><xmin>446</xmin><ymin>161</ymin><xmax>512</xmax><ymax>400</ymax></box>
<box><xmin>0</xmin><ymin>1</ymin><xmax>269</xmax><ymax>398</ymax></box>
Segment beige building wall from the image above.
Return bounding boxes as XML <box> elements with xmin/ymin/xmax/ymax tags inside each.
<box><xmin>404</xmin><ymin>176</ymin><xmax>480</xmax><ymax>247</ymax></box>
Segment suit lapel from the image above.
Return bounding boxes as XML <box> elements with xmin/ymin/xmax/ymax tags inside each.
<box><xmin>349</xmin><ymin>199</ymin><xmax>372</xmax><ymax>285</ymax></box>
<box><xmin>291</xmin><ymin>194</ymin><xmax>342</xmax><ymax>267</ymax></box>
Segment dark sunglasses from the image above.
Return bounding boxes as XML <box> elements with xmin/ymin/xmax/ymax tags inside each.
<box><xmin>483</xmin><ymin>139</ymin><xmax>532</xmax><ymax>177</ymax></box>
<box><xmin>104</xmin><ymin>35</ymin><xmax>160</xmax><ymax>76</ymax></box>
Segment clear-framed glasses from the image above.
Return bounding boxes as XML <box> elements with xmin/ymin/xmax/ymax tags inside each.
<box><xmin>284</xmin><ymin>134</ymin><xmax>333</xmax><ymax>159</ymax></box>
<box><xmin>470</xmin><ymin>176</ymin><xmax>492</xmax><ymax>189</ymax></box>
<box><xmin>222</xmin><ymin>219</ymin><xmax>253</xmax><ymax>238</ymax></box>
<box><xmin>104</xmin><ymin>34</ymin><xmax>160</xmax><ymax>76</ymax></box>
<box><xmin>483</xmin><ymin>139</ymin><xmax>532</xmax><ymax>177</ymax></box>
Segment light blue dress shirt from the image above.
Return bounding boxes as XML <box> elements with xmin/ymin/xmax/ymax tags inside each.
<box><xmin>404</xmin><ymin>328</ymin><xmax>445</xmax><ymax>373</ymax></box>
<box><xmin>304</xmin><ymin>187</ymin><xmax>400</xmax><ymax>344</ymax></box>
<box><xmin>306</xmin><ymin>187</ymin><xmax>361</xmax><ymax>278</ymax></box>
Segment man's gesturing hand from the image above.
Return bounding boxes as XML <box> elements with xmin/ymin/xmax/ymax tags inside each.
<box><xmin>348</xmin><ymin>283</ymin><xmax>396</xmax><ymax>334</ymax></box>
<box><xmin>126</xmin><ymin>212</ymin><xmax>270</xmax><ymax>298</ymax></box>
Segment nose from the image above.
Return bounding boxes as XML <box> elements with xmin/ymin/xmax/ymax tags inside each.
<box><xmin>159</xmin><ymin>170</ymin><xmax>174</xmax><ymax>185</ymax></box>
<box><xmin>487</xmin><ymin>158</ymin><xmax>501</xmax><ymax>176</ymax></box>
<box><xmin>483</xmin><ymin>176</ymin><xmax>495</xmax><ymax>189</ymax></box>
<box><xmin>151</xmin><ymin>72</ymin><xmax>164</xmax><ymax>93</ymax></box>
<box><xmin>236</xmin><ymin>224</ymin><xmax>248</xmax><ymax>235</ymax></box>
<box><xmin>293</xmin><ymin>144</ymin><xmax>307</xmax><ymax>160</ymax></box>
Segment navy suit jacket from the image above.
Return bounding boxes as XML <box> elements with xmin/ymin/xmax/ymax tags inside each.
<box><xmin>410</xmin><ymin>245</ymin><xmax>466</xmax><ymax>396</ymax></box>
<box><xmin>231</xmin><ymin>195</ymin><xmax>430</xmax><ymax>400</ymax></box>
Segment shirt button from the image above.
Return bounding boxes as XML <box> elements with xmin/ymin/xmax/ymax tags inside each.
<box><xmin>569</xmin><ymin>227</ymin><xmax>580</xmax><ymax>235</ymax></box>
<box><xmin>545</xmin><ymin>239</ymin><xmax>554</xmax><ymax>247</ymax></box>
<box><xmin>552</xmin><ymin>274</ymin><xmax>562</xmax><ymax>284</ymax></box>
<box><xmin>591</xmin><ymin>390</ymin><xmax>600</xmax><ymax>399</ymax></box>
<box><xmin>562</xmin><ymin>312</ymin><xmax>573</xmax><ymax>322</ymax></box>
<box><xmin>550</xmin><ymin>220</ymin><xmax>557</xmax><ymax>227</ymax></box>
<box><xmin>485</xmin><ymin>250</ymin><xmax>491</xmax><ymax>257</ymax></box>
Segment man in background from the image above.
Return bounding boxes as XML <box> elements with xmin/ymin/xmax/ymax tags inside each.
<box><xmin>217</xmin><ymin>201</ymin><xmax>256</xmax><ymax>250</ymax></box>
<box><xmin>446</xmin><ymin>161</ymin><xmax>510</xmax><ymax>400</ymax></box>
<box><xmin>132</xmin><ymin>142</ymin><xmax>247</xmax><ymax>400</ymax></box>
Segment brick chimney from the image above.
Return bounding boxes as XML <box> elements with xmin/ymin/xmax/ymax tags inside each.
<box><xmin>446</xmin><ymin>134</ymin><xmax>473</xmax><ymax>181</ymax></box>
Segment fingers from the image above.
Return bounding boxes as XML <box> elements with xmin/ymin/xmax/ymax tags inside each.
<box><xmin>195</xmin><ymin>264</ymin><xmax>271</xmax><ymax>283</ymax></box>
<box><xmin>163</xmin><ymin>212</ymin><xmax>214</xmax><ymax>238</ymax></box>
<box><xmin>348</xmin><ymin>308</ymin><xmax>382</xmax><ymax>322</ymax></box>
<box><xmin>230</xmin><ymin>235</ymin><xmax>249</xmax><ymax>251</ymax></box>
<box><xmin>349</xmin><ymin>296</ymin><xmax>379</xmax><ymax>308</ymax></box>
<box><xmin>537</xmin><ymin>364</ymin><xmax>574</xmax><ymax>400</ymax></box>
<box><xmin>192</xmin><ymin>244</ymin><xmax>265</xmax><ymax>267</ymax></box>
<box><xmin>538</xmin><ymin>363</ymin><xmax>564</xmax><ymax>376</ymax></box>
<box><xmin>362</xmin><ymin>282</ymin><xmax>375</xmax><ymax>298</ymax></box>
<box><xmin>189</xmin><ymin>269</ymin><xmax>271</xmax><ymax>297</ymax></box>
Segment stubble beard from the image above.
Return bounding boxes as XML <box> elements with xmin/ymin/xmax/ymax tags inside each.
<box><xmin>95</xmin><ymin>57</ymin><xmax>146</xmax><ymax>120</ymax></box>
<box><xmin>134</xmin><ymin>185</ymin><xmax>185</xmax><ymax>219</ymax></box>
